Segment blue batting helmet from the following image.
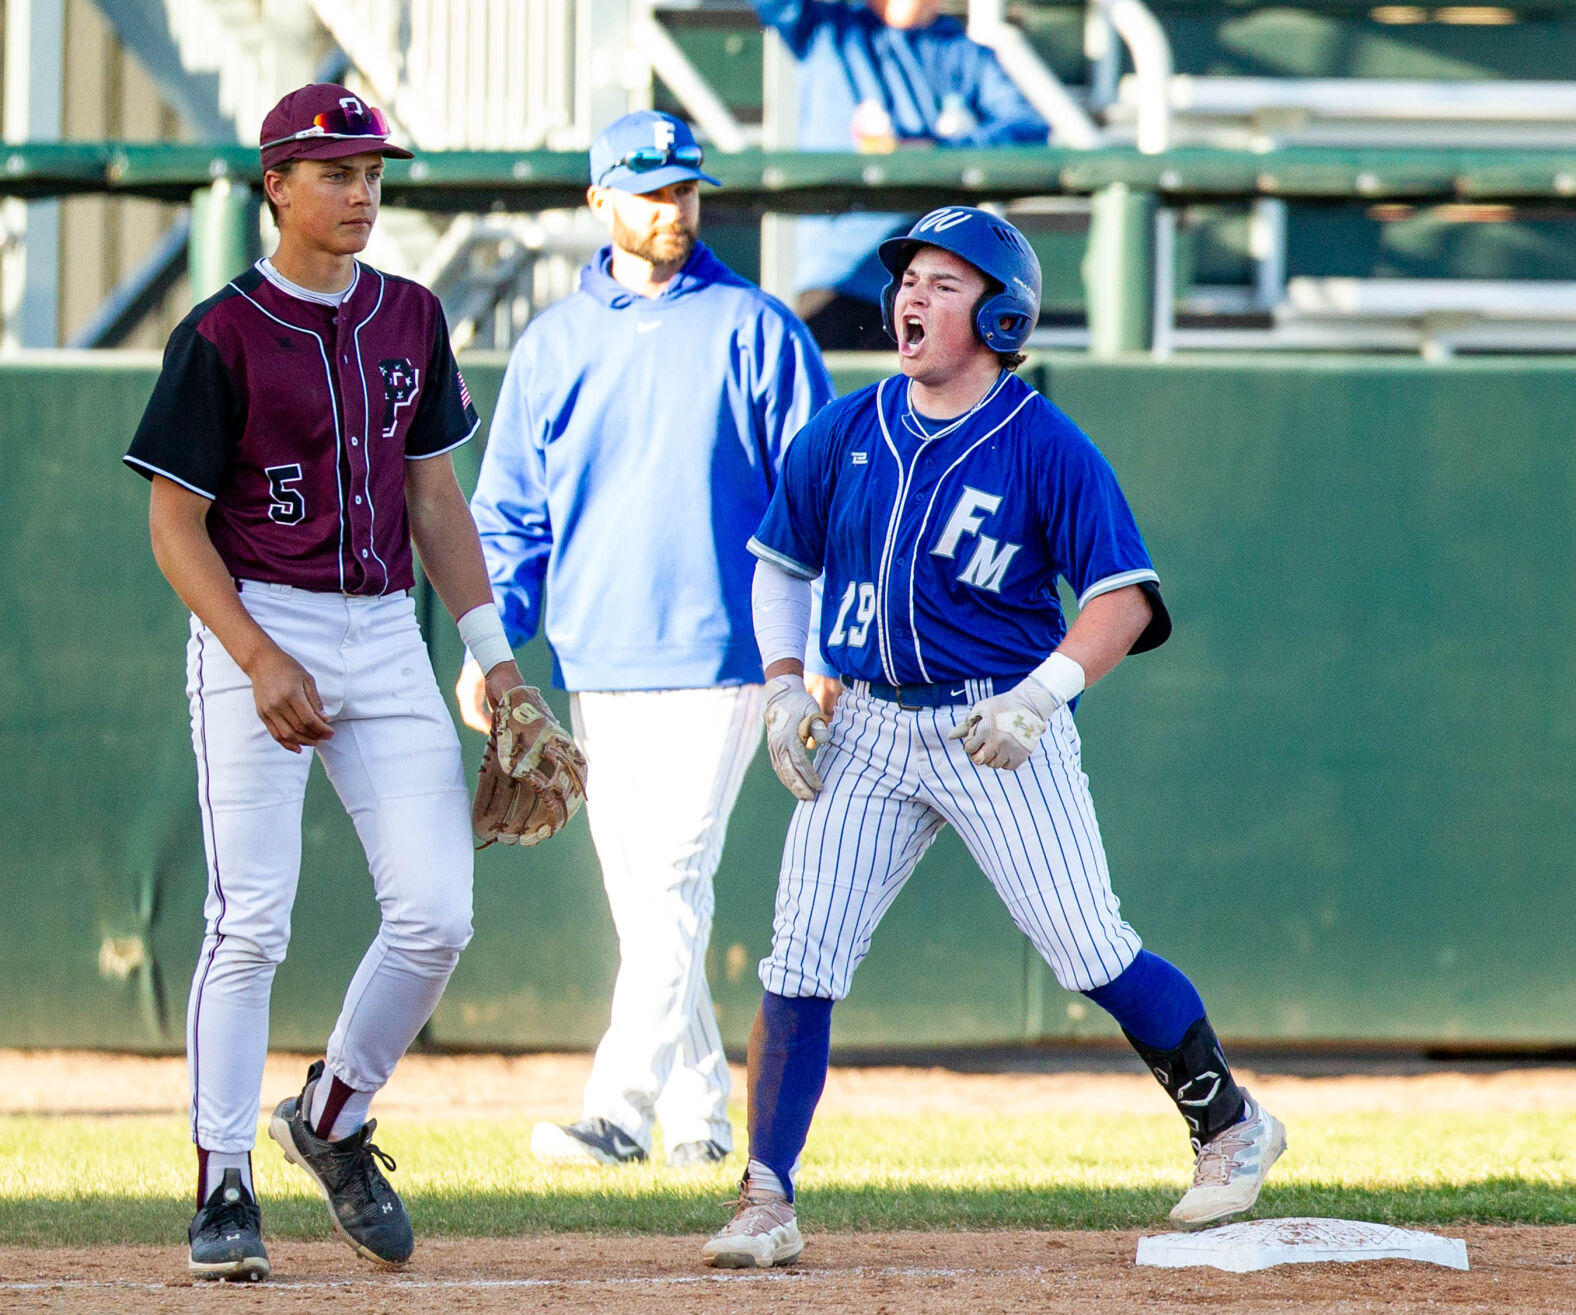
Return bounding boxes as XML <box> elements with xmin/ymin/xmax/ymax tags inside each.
<box><xmin>878</xmin><ymin>207</ymin><xmax>1041</xmax><ymax>353</ymax></box>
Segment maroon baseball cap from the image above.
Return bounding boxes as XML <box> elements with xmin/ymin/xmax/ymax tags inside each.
<box><xmin>259</xmin><ymin>84</ymin><xmax>413</xmax><ymax>171</ymax></box>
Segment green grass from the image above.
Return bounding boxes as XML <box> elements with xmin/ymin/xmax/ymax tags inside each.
<box><xmin>1</xmin><ymin>1110</ymin><xmax>1572</xmax><ymax>1247</ymax></box>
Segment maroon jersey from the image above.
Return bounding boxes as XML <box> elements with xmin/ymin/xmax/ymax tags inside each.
<box><xmin>125</xmin><ymin>262</ymin><xmax>478</xmax><ymax>595</ymax></box>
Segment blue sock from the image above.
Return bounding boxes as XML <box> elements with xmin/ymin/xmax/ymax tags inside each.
<box><xmin>1083</xmin><ymin>949</ymin><xmax>1205</xmax><ymax>1049</ymax></box>
<box><xmin>747</xmin><ymin>992</ymin><xmax>834</xmax><ymax>1203</ymax></box>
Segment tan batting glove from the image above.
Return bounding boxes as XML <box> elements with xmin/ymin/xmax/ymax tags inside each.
<box><xmin>947</xmin><ymin>674</ymin><xmax>1064</xmax><ymax>771</ymax></box>
<box><xmin>764</xmin><ymin>673</ymin><xmax>831</xmax><ymax>801</ymax></box>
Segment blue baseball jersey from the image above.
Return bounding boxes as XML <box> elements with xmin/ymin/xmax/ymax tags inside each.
<box><xmin>748</xmin><ymin>370</ymin><xmax>1170</xmax><ymax>685</ymax></box>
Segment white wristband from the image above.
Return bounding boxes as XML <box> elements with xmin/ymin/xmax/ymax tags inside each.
<box><xmin>457</xmin><ymin>604</ymin><xmax>513</xmax><ymax>674</ymax></box>
<box><xmin>1027</xmin><ymin>651</ymin><xmax>1086</xmax><ymax>707</ymax></box>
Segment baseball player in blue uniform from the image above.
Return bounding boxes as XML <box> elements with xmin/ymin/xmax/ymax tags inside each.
<box><xmin>702</xmin><ymin>207</ymin><xmax>1286</xmax><ymax>1268</ymax></box>
<box><xmin>461</xmin><ymin>111</ymin><xmax>835</xmax><ymax>1169</ymax></box>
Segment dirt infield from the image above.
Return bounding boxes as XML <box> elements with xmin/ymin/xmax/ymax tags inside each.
<box><xmin>3</xmin><ymin>1052</ymin><xmax>1574</xmax><ymax>1313</ymax></box>
<box><xmin>3</xmin><ymin>1228</ymin><xmax>1573</xmax><ymax>1314</ymax></box>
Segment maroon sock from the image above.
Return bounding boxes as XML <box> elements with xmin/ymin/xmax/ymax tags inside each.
<box><xmin>196</xmin><ymin>1148</ymin><xmax>253</xmax><ymax>1201</ymax></box>
<box><xmin>313</xmin><ymin>1075</ymin><xmax>357</xmax><ymax>1140</ymax></box>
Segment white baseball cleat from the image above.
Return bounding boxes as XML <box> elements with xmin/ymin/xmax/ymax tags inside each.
<box><xmin>530</xmin><ymin>1118</ymin><xmax>648</xmax><ymax>1165</ymax></box>
<box><xmin>1169</xmin><ymin>1093</ymin><xmax>1287</xmax><ymax>1230</ymax></box>
<box><xmin>701</xmin><ymin>1180</ymin><xmax>804</xmax><ymax>1268</ymax></box>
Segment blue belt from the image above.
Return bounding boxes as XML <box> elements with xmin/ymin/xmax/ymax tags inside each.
<box><xmin>845</xmin><ymin>677</ymin><xmax>995</xmax><ymax>709</ymax></box>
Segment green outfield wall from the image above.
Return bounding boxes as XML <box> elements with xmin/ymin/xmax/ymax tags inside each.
<box><xmin>3</xmin><ymin>352</ymin><xmax>1573</xmax><ymax>1052</ymax></box>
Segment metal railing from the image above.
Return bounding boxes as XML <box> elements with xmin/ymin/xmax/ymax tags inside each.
<box><xmin>307</xmin><ymin>0</ymin><xmax>588</xmax><ymax>151</ymax></box>
<box><xmin>1115</xmin><ymin>76</ymin><xmax>1576</xmax><ymax>150</ymax></box>
<box><xmin>966</xmin><ymin>0</ymin><xmax>1102</xmax><ymax>149</ymax></box>
<box><xmin>10</xmin><ymin>142</ymin><xmax>1576</xmax><ymax>207</ymax></box>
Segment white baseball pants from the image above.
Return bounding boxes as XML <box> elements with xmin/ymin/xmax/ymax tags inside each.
<box><xmin>760</xmin><ymin>684</ymin><xmax>1142</xmax><ymax>1002</ymax></box>
<box><xmin>185</xmin><ymin>583</ymin><xmax>474</xmax><ymax>1153</ymax></box>
<box><xmin>570</xmin><ymin>685</ymin><xmax>764</xmax><ymax>1152</ymax></box>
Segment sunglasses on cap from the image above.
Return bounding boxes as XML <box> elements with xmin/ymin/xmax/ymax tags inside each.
<box><xmin>261</xmin><ymin>103</ymin><xmax>393</xmax><ymax>151</ymax></box>
<box><xmin>596</xmin><ymin>143</ymin><xmax>705</xmax><ymax>186</ymax></box>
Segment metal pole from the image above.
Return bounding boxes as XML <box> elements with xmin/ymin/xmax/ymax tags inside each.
<box><xmin>2</xmin><ymin>0</ymin><xmax>64</xmax><ymax>349</ymax></box>
<box><xmin>1085</xmin><ymin>0</ymin><xmax>1120</xmax><ymax>112</ymax></box>
<box><xmin>759</xmin><ymin>27</ymin><xmax>799</xmax><ymax>300</ymax></box>
<box><xmin>970</xmin><ymin>0</ymin><xmax>1102</xmax><ymax>148</ymax></box>
<box><xmin>636</xmin><ymin>14</ymin><xmax>748</xmax><ymax>152</ymax></box>
<box><xmin>1251</xmin><ymin>197</ymin><xmax>1288</xmax><ymax>310</ymax></box>
<box><xmin>1083</xmin><ymin>182</ymin><xmax>1155</xmax><ymax>356</ymax></box>
<box><xmin>1108</xmin><ymin>0</ymin><xmax>1173</xmax><ymax>154</ymax></box>
<box><xmin>1151</xmin><ymin>205</ymin><xmax>1175</xmax><ymax>359</ymax></box>
<box><xmin>581</xmin><ymin>0</ymin><xmax>644</xmax><ymax>139</ymax></box>
<box><xmin>188</xmin><ymin>180</ymin><xmax>262</xmax><ymax>304</ymax></box>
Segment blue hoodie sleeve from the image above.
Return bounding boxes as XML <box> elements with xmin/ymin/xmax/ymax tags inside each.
<box><xmin>759</xmin><ymin>309</ymin><xmax>836</xmax><ymax>486</ymax></box>
<box><xmin>470</xmin><ymin>334</ymin><xmax>551</xmax><ymax>647</ymax></box>
<box><xmin>754</xmin><ymin>0</ymin><xmax>845</xmax><ymax>59</ymax></box>
<box><xmin>955</xmin><ymin>43</ymin><xmax>1049</xmax><ymax>146</ymax></box>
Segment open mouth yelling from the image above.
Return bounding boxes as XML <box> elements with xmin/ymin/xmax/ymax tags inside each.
<box><xmin>899</xmin><ymin>314</ymin><xmax>926</xmax><ymax>357</ymax></box>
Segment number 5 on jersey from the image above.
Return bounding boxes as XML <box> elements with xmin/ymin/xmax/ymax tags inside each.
<box><xmin>266</xmin><ymin>463</ymin><xmax>305</xmax><ymax>525</ymax></box>
<box><xmin>828</xmin><ymin>581</ymin><xmax>876</xmax><ymax>648</ymax></box>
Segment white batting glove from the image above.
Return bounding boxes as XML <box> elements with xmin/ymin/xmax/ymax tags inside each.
<box><xmin>947</xmin><ymin>680</ymin><xmax>1055</xmax><ymax>770</ymax></box>
<box><xmin>947</xmin><ymin>655</ymin><xmax>1085</xmax><ymax>771</ymax></box>
<box><xmin>764</xmin><ymin>673</ymin><xmax>831</xmax><ymax>801</ymax></box>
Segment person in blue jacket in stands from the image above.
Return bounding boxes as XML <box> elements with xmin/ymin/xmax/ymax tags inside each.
<box><xmin>459</xmin><ymin>110</ymin><xmax>835</xmax><ymax>1171</ymax></box>
<box><xmin>757</xmin><ymin>0</ymin><xmax>1048</xmax><ymax>349</ymax></box>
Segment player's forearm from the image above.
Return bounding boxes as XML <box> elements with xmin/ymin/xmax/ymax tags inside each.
<box><xmin>405</xmin><ymin>460</ymin><xmax>498</xmax><ymax>622</ymax></box>
<box><xmin>148</xmin><ymin>481</ymin><xmax>280</xmax><ymax>675</ymax></box>
<box><xmin>1055</xmin><ymin>585</ymin><xmax>1154</xmax><ymax>688</ymax></box>
<box><xmin>407</xmin><ymin>463</ymin><xmax>525</xmax><ymax>699</ymax></box>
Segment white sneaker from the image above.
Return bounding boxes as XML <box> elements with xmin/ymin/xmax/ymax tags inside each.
<box><xmin>1169</xmin><ymin>1093</ymin><xmax>1286</xmax><ymax>1230</ymax></box>
<box><xmin>700</xmin><ymin>1180</ymin><xmax>804</xmax><ymax>1268</ymax></box>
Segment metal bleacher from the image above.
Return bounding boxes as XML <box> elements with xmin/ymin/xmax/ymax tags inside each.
<box><xmin>3</xmin><ymin>0</ymin><xmax>1575</xmax><ymax>355</ymax></box>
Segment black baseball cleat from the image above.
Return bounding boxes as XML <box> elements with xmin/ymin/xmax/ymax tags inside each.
<box><xmin>188</xmin><ymin>1168</ymin><xmax>269</xmax><ymax>1282</ymax></box>
<box><xmin>268</xmin><ymin>1061</ymin><xmax>414</xmax><ymax>1266</ymax></box>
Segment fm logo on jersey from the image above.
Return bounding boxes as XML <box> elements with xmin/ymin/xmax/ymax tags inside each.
<box><xmin>378</xmin><ymin>358</ymin><xmax>421</xmax><ymax>437</ymax></box>
<box><xmin>931</xmin><ymin>487</ymin><xmax>1021</xmax><ymax>594</ymax></box>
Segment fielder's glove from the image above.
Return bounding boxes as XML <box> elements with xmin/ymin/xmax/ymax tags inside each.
<box><xmin>947</xmin><ymin>675</ymin><xmax>1063</xmax><ymax>771</ymax></box>
<box><xmin>764</xmin><ymin>673</ymin><xmax>831</xmax><ymax>801</ymax></box>
<box><xmin>471</xmin><ymin>685</ymin><xmax>587</xmax><ymax>848</ymax></box>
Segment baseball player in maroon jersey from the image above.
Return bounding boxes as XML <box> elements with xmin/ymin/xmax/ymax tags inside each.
<box><xmin>124</xmin><ymin>84</ymin><xmax>544</xmax><ymax>1281</ymax></box>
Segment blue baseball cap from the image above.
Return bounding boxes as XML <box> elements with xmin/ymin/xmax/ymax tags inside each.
<box><xmin>589</xmin><ymin>110</ymin><xmax>720</xmax><ymax>195</ymax></box>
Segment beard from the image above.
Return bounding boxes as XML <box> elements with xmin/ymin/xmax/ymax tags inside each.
<box><xmin>612</xmin><ymin>212</ymin><xmax>696</xmax><ymax>267</ymax></box>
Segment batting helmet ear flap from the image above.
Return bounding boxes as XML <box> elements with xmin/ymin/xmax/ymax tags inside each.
<box><xmin>973</xmin><ymin>287</ymin><xmax>1035</xmax><ymax>352</ymax></box>
<box><xmin>880</xmin><ymin>256</ymin><xmax>910</xmax><ymax>345</ymax></box>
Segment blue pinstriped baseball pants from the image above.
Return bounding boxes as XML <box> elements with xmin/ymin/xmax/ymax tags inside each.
<box><xmin>760</xmin><ymin>685</ymin><xmax>1142</xmax><ymax>1001</ymax></box>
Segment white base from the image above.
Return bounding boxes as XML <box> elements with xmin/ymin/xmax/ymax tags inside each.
<box><xmin>1136</xmin><ymin>1218</ymin><xmax>1469</xmax><ymax>1273</ymax></box>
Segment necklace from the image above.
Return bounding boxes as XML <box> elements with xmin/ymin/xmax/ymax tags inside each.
<box><xmin>902</xmin><ymin>371</ymin><xmax>1006</xmax><ymax>443</ymax></box>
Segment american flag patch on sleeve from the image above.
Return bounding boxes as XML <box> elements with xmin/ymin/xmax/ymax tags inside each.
<box><xmin>458</xmin><ymin>370</ymin><xmax>472</xmax><ymax>409</ymax></box>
